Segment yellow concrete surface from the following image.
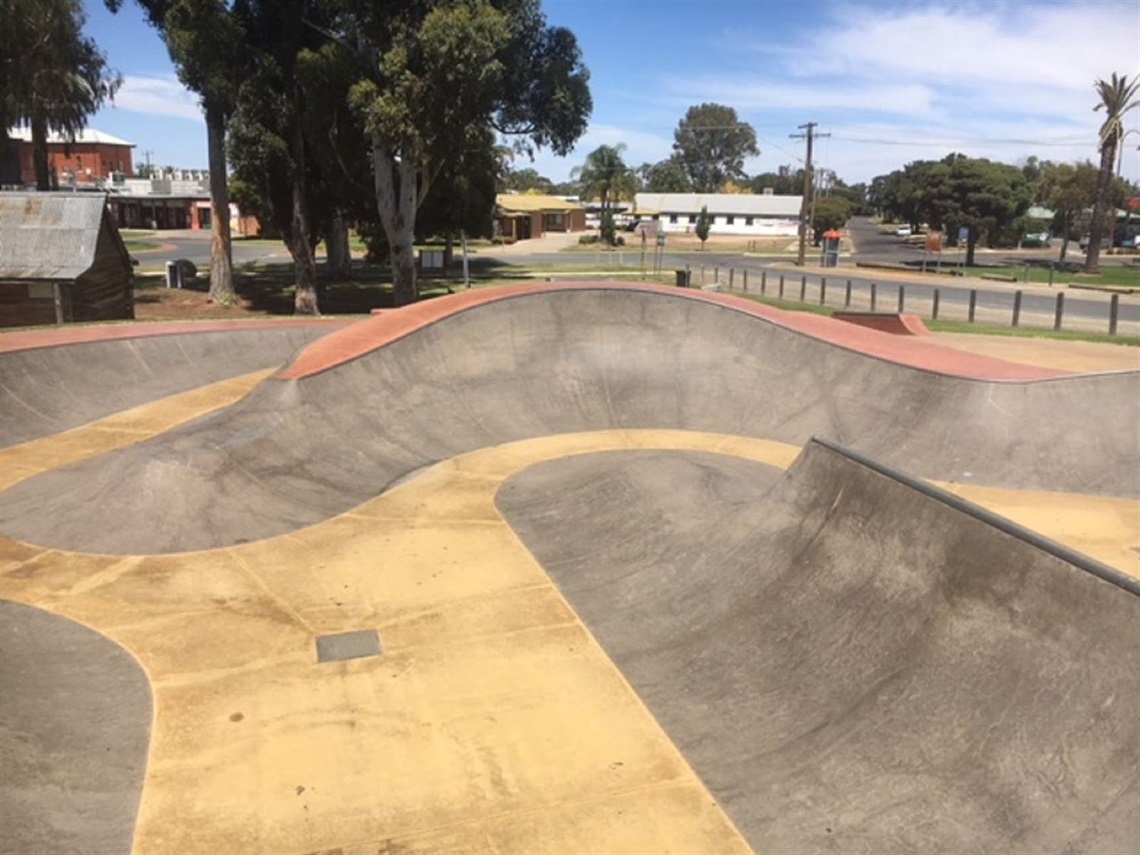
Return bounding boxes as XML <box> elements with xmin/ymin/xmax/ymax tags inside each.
<box><xmin>0</xmin><ymin>369</ymin><xmax>275</xmax><ymax>491</ymax></box>
<box><xmin>937</xmin><ymin>482</ymin><xmax>1140</xmax><ymax>578</ymax></box>
<box><xmin>1</xmin><ymin>429</ymin><xmax>784</xmax><ymax>855</ymax></box>
<box><xmin>2</xmin><ymin>357</ymin><xmax>1138</xmax><ymax>854</ymax></box>
<box><xmin>930</xmin><ymin>333</ymin><xmax>1140</xmax><ymax>374</ymax></box>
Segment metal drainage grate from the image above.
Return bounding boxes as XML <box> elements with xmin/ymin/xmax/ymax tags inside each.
<box><xmin>316</xmin><ymin>629</ymin><xmax>383</xmax><ymax>663</ymax></box>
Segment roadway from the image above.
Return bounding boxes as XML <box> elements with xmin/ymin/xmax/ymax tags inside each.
<box><xmin>132</xmin><ymin>220</ymin><xmax>1139</xmax><ymax>329</ymax></box>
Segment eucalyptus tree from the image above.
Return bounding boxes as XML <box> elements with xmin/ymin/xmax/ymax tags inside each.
<box><xmin>672</xmin><ymin>103</ymin><xmax>758</xmax><ymax>193</ymax></box>
<box><xmin>1035</xmin><ymin>161</ymin><xmax>1099</xmax><ymax>262</ymax></box>
<box><xmin>1085</xmin><ymin>73</ymin><xmax>1139</xmax><ymax>272</ymax></box>
<box><xmin>918</xmin><ymin>154</ymin><xmax>1031</xmax><ymax>265</ymax></box>
<box><xmin>226</xmin><ymin>0</ymin><xmax>350</xmax><ymax>313</ymax></box>
<box><xmin>340</xmin><ymin>0</ymin><xmax>591</xmax><ymax>305</ymax></box>
<box><xmin>107</xmin><ymin>0</ymin><xmax>245</xmax><ymax>305</ymax></box>
<box><xmin>3</xmin><ymin>0</ymin><xmax>121</xmax><ymax>190</ymax></box>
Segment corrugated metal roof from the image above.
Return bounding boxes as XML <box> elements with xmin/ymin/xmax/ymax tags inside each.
<box><xmin>635</xmin><ymin>193</ymin><xmax>802</xmax><ymax>217</ymax></box>
<box><xmin>6</xmin><ymin>126</ymin><xmax>135</xmax><ymax>147</ymax></box>
<box><xmin>496</xmin><ymin>193</ymin><xmax>584</xmax><ymax>214</ymax></box>
<box><xmin>0</xmin><ymin>192</ymin><xmax>111</xmax><ymax>279</ymax></box>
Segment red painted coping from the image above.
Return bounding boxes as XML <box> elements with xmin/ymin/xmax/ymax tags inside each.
<box><xmin>0</xmin><ymin>318</ymin><xmax>352</xmax><ymax>354</ymax></box>
<box><xmin>833</xmin><ymin>312</ymin><xmax>931</xmax><ymax>336</ymax></box>
<box><xmin>277</xmin><ymin>282</ymin><xmax>1068</xmax><ymax>382</ymax></box>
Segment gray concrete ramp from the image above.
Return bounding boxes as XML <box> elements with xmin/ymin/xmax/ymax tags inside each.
<box><xmin>496</xmin><ymin>442</ymin><xmax>1139</xmax><ymax>854</ymax></box>
<box><xmin>0</xmin><ymin>601</ymin><xmax>152</xmax><ymax>855</ymax></box>
<box><xmin>0</xmin><ymin>323</ymin><xmax>339</xmax><ymax>447</ymax></box>
<box><xmin>1</xmin><ymin>288</ymin><xmax>1136</xmax><ymax>554</ymax></box>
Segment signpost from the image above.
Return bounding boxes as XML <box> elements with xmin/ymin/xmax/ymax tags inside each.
<box><xmin>923</xmin><ymin>230</ymin><xmax>943</xmax><ymax>273</ymax></box>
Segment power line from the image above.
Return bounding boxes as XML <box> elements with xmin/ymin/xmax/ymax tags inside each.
<box><xmin>790</xmin><ymin>122</ymin><xmax>829</xmax><ymax>267</ymax></box>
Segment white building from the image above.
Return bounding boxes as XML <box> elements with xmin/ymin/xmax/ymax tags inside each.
<box><xmin>634</xmin><ymin>192</ymin><xmax>802</xmax><ymax>236</ymax></box>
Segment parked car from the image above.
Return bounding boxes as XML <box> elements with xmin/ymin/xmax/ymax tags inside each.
<box><xmin>1021</xmin><ymin>232</ymin><xmax>1051</xmax><ymax>248</ymax></box>
<box><xmin>895</xmin><ymin>225</ymin><xmax>912</xmax><ymax>237</ymax></box>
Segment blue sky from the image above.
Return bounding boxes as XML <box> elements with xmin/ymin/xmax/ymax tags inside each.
<box><xmin>83</xmin><ymin>0</ymin><xmax>1140</xmax><ymax>184</ymax></box>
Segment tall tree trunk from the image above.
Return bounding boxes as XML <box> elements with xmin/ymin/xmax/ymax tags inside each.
<box><xmin>965</xmin><ymin>228</ymin><xmax>977</xmax><ymax>267</ymax></box>
<box><xmin>326</xmin><ymin>210</ymin><xmax>352</xmax><ymax>279</ymax></box>
<box><xmin>31</xmin><ymin>113</ymin><xmax>50</xmax><ymax>191</ymax></box>
<box><xmin>289</xmin><ymin>119</ymin><xmax>319</xmax><ymax>315</ymax></box>
<box><xmin>204</xmin><ymin>105</ymin><xmax>235</xmax><ymax>305</ymax></box>
<box><xmin>1058</xmin><ymin>213</ymin><xmax>1070</xmax><ymax>263</ymax></box>
<box><xmin>1085</xmin><ymin>140</ymin><xmax>1117</xmax><ymax>273</ymax></box>
<box><xmin>370</xmin><ymin>133</ymin><xmax>418</xmax><ymax>307</ymax></box>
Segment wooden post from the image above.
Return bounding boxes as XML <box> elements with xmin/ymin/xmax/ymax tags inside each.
<box><xmin>870</xmin><ymin>283</ymin><xmax>877</xmax><ymax>311</ymax></box>
<box><xmin>968</xmin><ymin>289</ymin><xmax>977</xmax><ymax>323</ymax></box>
<box><xmin>742</xmin><ymin>269</ymin><xmax>748</xmax><ymax>292</ymax></box>
<box><xmin>779</xmin><ymin>274</ymin><xmax>785</xmax><ymax>298</ymax></box>
<box><xmin>1054</xmin><ymin>292</ymin><xmax>1064</xmax><ymax>331</ymax></box>
<box><xmin>1109</xmin><ymin>293</ymin><xmax>1120</xmax><ymax>336</ymax></box>
<box><xmin>897</xmin><ymin>285</ymin><xmax>905</xmax><ymax>313</ymax></box>
<box><xmin>799</xmin><ymin>274</ymin><xmax>807</xmax><ymax>302</ymax></box>
<box><xmin>1012</xmin><ymin>290</ymin><xmax>1022</xmax><ymax>327</ymax></box>
<box><xmin>819</xmin><ymin>277</ymin><xmax>827</xmax><ymax>305</ymax></box>
<box><xmin>844</xmin><ymin>279</ymin><xmax>852</xmax><ymax>307</ymax></box>
<box><xmin>932</xmin><ymin>288</ymin><xmax>940</xmax><ymax>319</ymax></box>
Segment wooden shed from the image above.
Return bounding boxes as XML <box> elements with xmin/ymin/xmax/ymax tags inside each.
<box><xmin>0</xmin><ymin>192</ymin><xmax>134</xmax><ymax>328</ymax></box>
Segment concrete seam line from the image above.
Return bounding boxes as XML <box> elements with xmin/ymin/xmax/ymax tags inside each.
<box><xmin>809</xmin><ymin>436</ymin><xmax>1140</xmax><ymax>597</ymax></box>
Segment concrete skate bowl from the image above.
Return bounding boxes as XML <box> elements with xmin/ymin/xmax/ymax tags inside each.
<box><xmin>1</xmin><ymin>284</ymin><xmax>1137</xmax><ymax>555</ymax></box>
<box><xmin>0</xmin><ymin>283</ymin><xmax>1137</xmax><ymax>854</ymax></box>
<box><xmin>0</xmin><ymin>319</ymin><xmax>347</xmax><ymax>447</ymax></box>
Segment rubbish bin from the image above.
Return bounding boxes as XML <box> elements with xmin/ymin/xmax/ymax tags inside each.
<box><xmin>165</xmin><ymin>260</ymin><xmax>181</xmax><ymax>289</ymax></box>
<box><xmin>675</xmin><ymin>269</ymin><xmax>691</xmax><ymax>287</ymax></box>
<box><xmin>820</xmin><ymin>231</ymin><xmax>842</xmax><ymax>268</ymax></box>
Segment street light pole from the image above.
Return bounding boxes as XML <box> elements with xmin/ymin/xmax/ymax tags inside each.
<box><xmin>1117</xmin><ymin>128</ymin><xmax>1140</xmax><ymax>176</ymax></box>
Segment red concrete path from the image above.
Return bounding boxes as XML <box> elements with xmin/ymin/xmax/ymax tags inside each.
<box><xmin>278</xmin><ymin>283</ymin><xmax>1067</xmax><ymax>382</ymax></box>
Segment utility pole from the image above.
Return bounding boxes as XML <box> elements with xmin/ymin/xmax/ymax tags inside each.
<box><xmin>790</xmin><ymin>123</ymin><xmax>829</xmax><ymax>266</ymax></box>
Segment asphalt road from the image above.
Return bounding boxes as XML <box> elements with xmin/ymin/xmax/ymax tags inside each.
<box><xmin>133</xmin><ymin>224</ymin><xmax>1138</xmax><ymax>329</ymax></box>
<box><xmin>131</xmin><ymin>233</ymin><xmax>288</xmax><ymax>269</ymax></box>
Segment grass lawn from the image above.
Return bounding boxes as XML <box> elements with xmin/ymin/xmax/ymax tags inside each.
<box><xmin>959</xmin><ymin>263</ymin><xmax>1140</xmax><ymax>290</ymax></box>
<box><xmin>127</xmin><ymin>259</ymin><xmax>1138</xmax><ymax>348</ymax></box>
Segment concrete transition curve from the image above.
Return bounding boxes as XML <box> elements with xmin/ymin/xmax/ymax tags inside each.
<box><xmin>0</xmin><ymin>283</ymin><xmax>1137</xmax><ymax>854</ymax></box>
<box><xmin>0</xmin><ymin>601</ymin><xmax>153</xmax><ymax>855</ymax></box>
<box><xmin>497</xmin><ymin>441</ymin><xmax>1138</xmax><ymax>853</ymax></box>
<box><xmin>0</xmin><ymin>284</ymin><xmax>1136</xmax><ymax>554</ymax></box>
<box><xmin>0</xmin><ymin>320</ymin><xmax>346</xmax><ymax>448</ymax></box>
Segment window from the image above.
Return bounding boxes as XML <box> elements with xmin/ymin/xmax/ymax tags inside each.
<box><xmin>688</xmin><ymin>215</ymin><xmax>697</xmax><ymax>224</ymax></box>
<box><xmin>745</xmin><ymin>217</ymin><xmax>754</xmax><ymax>226</ymax></box>
<box><xmin>726</xmin><ymin>215</ymin><xmax>735</xmax><ymax>225</ymax></box>
<box><xmin>669</xmin><ymin>214</ymin><xmax>678</xmax><ymax>224</ymax></box>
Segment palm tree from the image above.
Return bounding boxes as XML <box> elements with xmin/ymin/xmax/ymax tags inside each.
<box><xmin>1085</xmin><ymin>72</ymin><xmax>1139</xmax><ymax>273</ymax></box>
<box><xmin>571</xmin><ymin>143</ymin><xmax>639</xmax><ymax>236</ymax></box>
<box><xmin>3</xmin><ymin>0</ymin><xmax>121</xmax><ymax>190</ymax></box>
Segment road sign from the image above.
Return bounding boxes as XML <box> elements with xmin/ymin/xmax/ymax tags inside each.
<box><xmin>958</xmin><ymin>226</ymin><xmax>969</xmax><ymax>243</ymax></box>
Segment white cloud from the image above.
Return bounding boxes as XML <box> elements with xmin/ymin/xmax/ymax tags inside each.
<box><xmin>670</xmin><ymin>1</ymin><xmax>1140</xmax><ymax>183</ymax></box>
<box><xmin>110</xmin><ymin>75</ymin><xmax>204</xmax><ymax>123</ymax></box>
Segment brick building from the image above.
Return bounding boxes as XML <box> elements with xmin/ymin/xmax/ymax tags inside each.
<box><xmin>4</xmin><ymin>127</ymin><xmax>135</xmax><ymax>187</ymax></box>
